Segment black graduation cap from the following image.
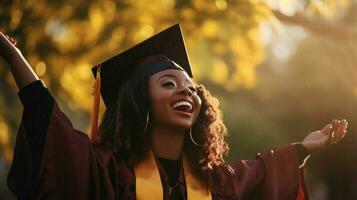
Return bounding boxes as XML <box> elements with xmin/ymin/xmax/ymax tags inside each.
<box><xmin>89</xmin><ymin>24</ymin><xmax>193</xmax><ymax>141</ymax></box>
<box><xmin>92</xmin><ymin>23</ymin><xmax>193</xmax><ymax>106</ymax></box>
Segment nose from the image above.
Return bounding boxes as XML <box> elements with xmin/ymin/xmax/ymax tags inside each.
<box><xmin>177</xmin><ymin>85</ymin><xmax>193</xmax><ymax>97</ymax></box>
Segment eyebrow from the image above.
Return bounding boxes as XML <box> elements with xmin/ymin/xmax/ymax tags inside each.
<box><xmin>156</xmin><ymin>74</ymin><xmax>191</xmax><ymax>84</ymax></box>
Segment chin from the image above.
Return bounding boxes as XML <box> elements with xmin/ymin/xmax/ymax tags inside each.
<box><xmin>160</xmin><ymin>115</ymin><xmax>197</xmax><ymax>130</ymax></box>
<box><xmin>172</xmin><ymin>120</ymin><xmax>194</xmax><ymax>130</ymax></box>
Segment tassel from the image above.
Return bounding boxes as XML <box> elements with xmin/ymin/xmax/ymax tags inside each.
<box><xmin>90</xmin><ymin>64</ymin><xmax>101</xmax><ymax>142</ymax></box>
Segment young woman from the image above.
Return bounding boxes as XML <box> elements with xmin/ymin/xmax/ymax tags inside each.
<box><xmin>1</xmin><ymin>24</ymin><xmax>348</xmax><ymax>200</ymax></box>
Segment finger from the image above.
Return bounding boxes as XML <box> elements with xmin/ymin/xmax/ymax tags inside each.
<box><xmin>331</xmin><ymin>120</ymin><xmax>348</xmax><ymax>144</ymax></box>
<box><xmin>0</xmin><ymin>33</ymin><xmax>17</xmax><ymax>46</ymax></box>
<box><xmin>338</xmin><ymin>119</ymin><xmax>348</xmax><ymax>127</ymax></box>
<box><xmin>7</xmin><ymin>35</ymin><xmax>17</xmax><ymax>46</ymax></box>
<box><xmin>341</xmin><ymin>130</ymin><xmax>347</xmax><ymax>138</ymax></box>
<box><xmin>331</xmin><ymin>119</ymin><xmax>338</xmax><ymax>130</ymax></box>
<box><xmin>326</xmin><ymin>119</ymin><xmax>339</xmax><ymax>144</ymax></box>
<box><xmin>341</xmin><ymin>130</ymin><xmax>348</xmax><ymax>139</ymax></box>
<box><xmin>330</xmin><ymin>119</ymin><xmax>339</xmax><ymax>135</ymax></box>
<box><xmin>341</xmin><ymin>119</ymin><xmax>348</xmax><ymax>130</ymax></box>
<box><xmin>331</xmin><ymin>132</ymin><xmax>346</xmax><ymax>144</ymax></box>
<box><xmin>335</xmin><ymin>119</ymin><xmax>347</xmax><ymax>137</ymax></box>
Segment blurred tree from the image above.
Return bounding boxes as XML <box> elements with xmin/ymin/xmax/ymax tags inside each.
<box><xmin>0</xmin><ymin>0</ymin><xmax>355</xmax><ymax>198</ymax></box>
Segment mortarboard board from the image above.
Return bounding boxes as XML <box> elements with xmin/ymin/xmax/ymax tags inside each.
<box><xmin>90</xmin><ymin>23</ymin><xmax>193</xmax><ymax>141</ymax></box>
<box><xmin>92</xmin><ymin>23</ymin><xmax>192</xmax><ymax>106</ymax></box>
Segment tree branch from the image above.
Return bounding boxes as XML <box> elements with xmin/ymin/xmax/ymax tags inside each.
<box><xmin>273</xmin><ymin>10</ymin><xmax>357</xmax><ymax>40</ymax></box>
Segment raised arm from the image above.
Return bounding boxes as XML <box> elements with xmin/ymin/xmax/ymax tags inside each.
<box><xmin>0</xmin><ymin>32</ymin><xmax>39</xmax><ymax>90</ymax></box>
<box><xmin>228</xmin><ymin>119</ymin><xmax>348</xmax><ymax>199</ymax></box>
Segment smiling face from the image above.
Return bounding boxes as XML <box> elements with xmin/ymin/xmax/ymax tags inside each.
<box><xmin>148</xmin><ymin>69</ymin><xmax>202</xmax><ymax>130</ymax></box>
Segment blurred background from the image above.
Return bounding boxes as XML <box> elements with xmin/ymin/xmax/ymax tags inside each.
<box><xmin>0</xmin><ymin>0</ymin><xmax>356</xmax><ymax>199</ymax></box>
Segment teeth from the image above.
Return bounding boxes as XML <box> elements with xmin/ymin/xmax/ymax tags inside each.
<box><xmin>173</xmin><ymin>101</ymin><xmax>193</xmax><ymax>111</ymax></box>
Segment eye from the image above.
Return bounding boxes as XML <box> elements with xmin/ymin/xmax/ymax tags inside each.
<box><xmin>162</xmin><ymin>81</ymin><xmax>176</xmax><ymax>88</ymax></box>
<box><xmin>189</xmin><ymin>86</ymin><xmax>197</xmax><ymax>93</ymax></box>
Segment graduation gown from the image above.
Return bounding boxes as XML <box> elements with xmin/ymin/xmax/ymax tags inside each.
<box><xmin>8</xmin><ymin>81</ymin><xmax>309</xmax><ymax>200</ymax></box>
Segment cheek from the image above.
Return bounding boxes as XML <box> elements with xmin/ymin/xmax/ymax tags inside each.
<box><xmin>149</xmin><ymin>91</ymin><xmax>171</xmax><ymax>114</ymax></box>
<box><xmin>193</xmin><ymin>94</ymin><xmax>202</xmax><ymax>120</ymax></box>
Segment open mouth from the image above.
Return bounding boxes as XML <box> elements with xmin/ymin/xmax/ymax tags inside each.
<box><xmin>172</xmin><ymin>100</ymin><xmax>193</xmax><ymax>114</ymax></box>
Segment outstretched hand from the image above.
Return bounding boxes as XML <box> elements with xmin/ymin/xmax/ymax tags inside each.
<box><xmin>0</xmin><ymin>31</ymin><xmax>38</xmax><ymax>89</ymax></box>
<box><xmin>302</xmin><ymin>119</ymin><xmax>348</xmax><ymax>153</ymax></box>
<box><xmin>0</xmin><ymin>31</ymin><xmax>19</xmax><ymax>61</ymax></box>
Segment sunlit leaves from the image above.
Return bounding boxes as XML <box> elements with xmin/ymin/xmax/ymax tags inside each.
<box><xmin>0</xmin><ymin>0</ymin><xmax>351</xmax><ymax>161</ymax></box>
<box><xmin>307</xmin><ymin>0</ymin><xmax>350</xmax><ymax>18</ymax></box>
<box><xmin>35</xmin><ymin>61</ymin><xmax>47</xmax><ymax>77</ymax></box>
<box><xmin>0</xmin><ymin>120</ymin><xmax>9</xmax><ymax>146</ymax></box>
<box><xmin>211</xmin><ymin>58</ymin><xmax>229</xmax><ymax>84</ymax></box>
<box><xmin>262</xmin><ymin>0</ymin><xmax>350</xmax><ymax>17</ymax></box>
<box><xmin>201</xmin><ymin>20</ymin><xmax>219</xmax><ymax>39</ymax></box>
<box><xmin>60</xmin><ymin>63</ymin><xmax>93</xmax><ymax>111</ymax></box>
<box><xmin>0</xmin><ymin>0</ymin><xmax>348</xmax><ymax>133</ymax></box>
<box><xmin>9</xmin><ymin>9</ymin><xmax>22</xmax><ymax>30</ymax></box>
<box><xmin>0</xmin><ymin>117</ymin><xmax>13</xmax><ymax>162</ymax></box>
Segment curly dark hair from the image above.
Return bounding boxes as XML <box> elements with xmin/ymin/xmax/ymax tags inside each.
<box><xmin>96</xmin><ymin>56</ymin><xmax>231</xmax><ymax>184</ymax></box>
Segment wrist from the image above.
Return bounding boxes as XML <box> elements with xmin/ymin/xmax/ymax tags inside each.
<box><xmin>301</xmin><ymin>141</ymin><xmax>318</xmax><ymax>154</ymax></box>
<box><xmin>298</xmin><ymin>142</ymin><xmax>311</xmax><ymax>155</ymax></box>
<box><xmin>292</xmin><ymin>143</ymin><xmax>311</xmax><ymax>167</ymax></box>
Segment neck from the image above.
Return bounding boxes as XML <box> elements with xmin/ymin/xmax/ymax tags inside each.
<box><xmin>150</xmin><ymin>125</ymin><xmax>186</xmax><ymax>160</ymax></box>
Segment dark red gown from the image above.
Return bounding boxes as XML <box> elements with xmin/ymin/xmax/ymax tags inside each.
<box><xmin>8</xmin><ymin>81</ymin><xmax>309</xmax><ymax>199</ymax></box>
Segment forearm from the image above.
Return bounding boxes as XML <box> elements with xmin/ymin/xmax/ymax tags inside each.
<box><xmin>6</xmin><ymin>48</ymin><xmax>39</xmax><ymax>90</ymax></box>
